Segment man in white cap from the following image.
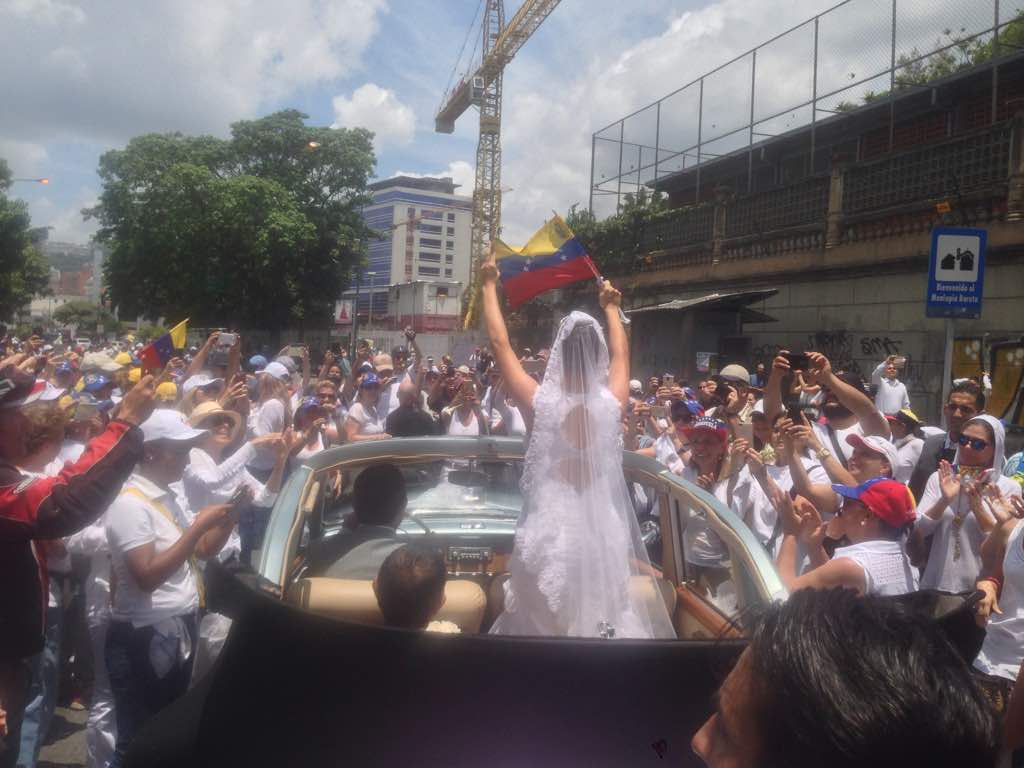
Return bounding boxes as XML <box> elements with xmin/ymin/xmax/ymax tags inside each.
<box><xmin>103</xmin><ymin>410</ymin><xmax>243</xmax><ymax>767</ymax></box>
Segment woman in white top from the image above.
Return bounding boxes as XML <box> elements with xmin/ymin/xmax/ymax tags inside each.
<box><xmin>886</xmin><ymin>408</ymin><xmax>924</xmax><ymax>485</ymax></box>
<box><xmin>914</xmin><ymin>414</ymin><xmax>1022</xmax><ymax>593</ymax></box>
<box><xmin>291</xmin><ymin>397</ymin><xmax>327</xmax><ymax>469</ymax></box>
<box><xmin>247</xmin><ymin>363</ymin><xmax>293</xmax><ymax>478</ymax></box>
<box><xmin>345</xmin><ymin>372</ymin><xmax>390</xmax><ymax>441</ymax></box>
<box><xmin>442</xmin><ymin>379</ymin><xmax>487</xmax><ymax>436</ymax></box>
<box><xmin>184</xmin><ymin>401</ymin><xmax>287</xmax><ymax>513</ymax></box>
<box><xmin>775</xmin><ymin>477</ymin><xmax>918</xmax><ymax>596</ymax></box>
<box><xmin>974</xmin><ymin>493</ymin><xmax>1024</xmax><ymax>696</ymax></box>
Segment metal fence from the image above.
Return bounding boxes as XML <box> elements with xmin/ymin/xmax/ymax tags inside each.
<box><xmin>590</xmin><ymin>0</ymin><xmax>1024</xmax><ymax>218</ymax></box>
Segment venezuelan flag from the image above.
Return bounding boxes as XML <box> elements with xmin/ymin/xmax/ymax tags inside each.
<box><xmin>495</xmin><ymin>214</ymin><xmax>596</xmax><ymax>308</ymax></box>
<box><xmin>137</xmin><ymin>319</ymin><xmax>188</xmax><ymax>372</ymax></box>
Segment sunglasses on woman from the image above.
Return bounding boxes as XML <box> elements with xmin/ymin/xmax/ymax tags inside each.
<box><xmin>207</xmin><ymin>415</ymin><xmax>234</xmax><ymax>429</ymax></box>
<box><xmin>957</xmin><ymin>434</ymin><xmax>990</xmax><ymax>451</ymax></box>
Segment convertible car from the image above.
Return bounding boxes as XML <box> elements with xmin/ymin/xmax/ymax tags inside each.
<box><xmin>127</xmin><ymin>436</ymin><xmax>786</xmax><ymax>767</ymax></box>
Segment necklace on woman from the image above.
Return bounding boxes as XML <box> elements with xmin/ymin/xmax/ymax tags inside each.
<box><xmin>952</xmin><ymin>465</ymin><xmax>985</xmax><ymax>561</ymax></box>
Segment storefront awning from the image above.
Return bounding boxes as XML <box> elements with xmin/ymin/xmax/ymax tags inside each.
<box><xmin>626</xmin><ymin>288</ymin><xmax>779</xmax><ymax>323</ymax></box>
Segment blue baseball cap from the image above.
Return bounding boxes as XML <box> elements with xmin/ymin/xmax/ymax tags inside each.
<box><xmin>81</xmin><ymin>373</ymin><xmax>112</xmax><ymax>393</ymax></box>
<box><xmin>296</xmin><ymin>397</ymin><xmax>323</xmax><ymax>415</ymax></box>
<box><xmin>248</xmin><ymin>355</ymin><xmax>268</xmax><ymax>371</ymax></box>
<box><xmin>360</xmin><ymin>372</ymin><xmax>381</xmax><ymax>389</ymax></box>
<box><xmin>671</xmin><ymin>398</ymin><xmax>704</xmax><ymax>419</ymax></box>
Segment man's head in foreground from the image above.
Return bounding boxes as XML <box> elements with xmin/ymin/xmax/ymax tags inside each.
<box><xmin>692</xmin><ymin>588</ymin><xmax>997</xmax><ymax>768</ymax></box>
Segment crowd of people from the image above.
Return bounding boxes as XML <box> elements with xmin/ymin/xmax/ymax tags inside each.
<box><xmin>2</xmin><ymin>313</ymin><xmax>1024</xmax><ymax>765</ymax></box>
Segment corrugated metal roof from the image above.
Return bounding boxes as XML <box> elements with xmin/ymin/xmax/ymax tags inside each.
<box><xmin>626</xmin><ymin>288</ymin><xmax>778</xmax><ymax>315</ymax></box>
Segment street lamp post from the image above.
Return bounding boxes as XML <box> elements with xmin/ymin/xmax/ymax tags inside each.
<box><xmin>367</xmin><ymin>271</ymin><xmax>377</xmax><ymax>328</ymax></box>
<box><xmin>11</xmin><ymin>178</ymin><xmax>49</xmax><ymax>185</ymax></box>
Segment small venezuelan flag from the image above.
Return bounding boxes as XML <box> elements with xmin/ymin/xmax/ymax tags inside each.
<box><xmin>495</xmin><ymin>214</ymin><xmax>597</xmax><ymax>308</ymax></box>
<box><xmin>137</xmin><ymin>319</ymin><xmax>188</xmax><ymax>371</ymax></box>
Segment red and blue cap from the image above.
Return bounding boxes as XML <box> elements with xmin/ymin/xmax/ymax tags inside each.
<box><xmin>683</xmin><ymin>416</ymin><xmax>728</xmax><ymax>442</ymax></box>
<box><xmin>831</xmin><ymin>477</ymin><xmax>916</xmax><ymax>528</ymax></box>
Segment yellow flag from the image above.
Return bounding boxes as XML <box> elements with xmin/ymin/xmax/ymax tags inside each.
<box><xmin>168</xmin><ymin>319</ymin><xmax>188</xmax><ymax>350</ymax></box>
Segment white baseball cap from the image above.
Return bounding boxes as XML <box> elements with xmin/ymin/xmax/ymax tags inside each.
<box><xmin>139</xmin><ymin>409</ymin><xmax>209</xmax><ymax>444</ymax></box>
<box><xmin>846</xmin><ymin>433</ymin><xmax>899</xmax><ymax>472</ymax></box>
<box><xmin>181</xmin><ymin>372</ymin><xmax>225</xmax><ymax>395</ymax></box>
<box><xmin>262</xmin><ymin>361</ymin><xmax>291</xmax><ymax>381</ymax></box>
<box><xmin>274</xmin><ymin>356</ymin><xmax>298</xmax><ymax>374</ymax></box>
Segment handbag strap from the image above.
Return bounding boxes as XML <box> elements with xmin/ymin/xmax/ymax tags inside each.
<box><xmin>825</xmin><ymin>425</ymin><xmax>849</xmax><ymax>470</ymax></box>
<box><xmin>122</xmin><ymin>487</ymin><xmax>205</xmax><ymax>609</ymax></box>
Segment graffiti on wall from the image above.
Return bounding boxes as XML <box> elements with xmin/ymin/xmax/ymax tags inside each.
<box><xmin>806</xmin><ymin>330</ymin><xmax>860</xmax><ymax>376</ymax></box>
<box><xmin>860</xmin><ymin>336</ymin><xmax>903</xmax><ymax>357</ymax></box>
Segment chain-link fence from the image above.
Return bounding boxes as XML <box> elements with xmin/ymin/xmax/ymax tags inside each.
<box><xmin>591</xmin><ymin>0</ymin><xmax>1024</xmax><ymax>218</ymax></box>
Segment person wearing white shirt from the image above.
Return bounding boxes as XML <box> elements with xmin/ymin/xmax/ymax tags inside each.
<box><xmin>912</xmin><ymin>415</ymin><xmax>1022</xmax><ymax>594</ymax></box>
<box><xmin>345</xmin><ymin>374</ymin><xmax>390</xmax><ymax>441</ymax></box>
<box><xmin>775</xmin><ymin>478</ymin><xmax>918</xmax><ymax>596</ymax></box>
<box><xmin>764</xmin><ymin>352</ymin><xmax>891</xmax><ymax>475</ymax></box>
<box><xmin>481</xmin><ymin>373</ymin><xmax>528</xmax><ymax>437</ymax></box>
<box><xmin>733</xmin><ymin>413</ymin><xmax>837</xmax><ymax>559</ymax></box>
<box><xmin>185</xmin><ymin>401</ymin><xmax>289</xmax><ymax>566</ymax></box>
<box><xmin>246</xmin><ymin>362</ymin><xmax>292</xmax><ymax>478</ymax></box>
<box><xmin>104</xmin><ymin>411</ymin><xmax>243</xmax><ymax>768</ymax></box>
<box><xmin>871</xmin><ymin>356</ymin><xmax>910</xmax><ymax>415</ymax></box>
<box><xmin>63</xmin><ymin>514</ymin><xmax>116</xmax><ymax>768</ymax></box>
<box><xmin>885</xmin><ymin>409</ymin><xmax>924</xmax><ymax>485</ymax></box>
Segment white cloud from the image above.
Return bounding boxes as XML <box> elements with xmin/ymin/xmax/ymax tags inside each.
<box><xmin>29</xmin><ymin>190</ymin><xmax>99</xmax><ymax>243</ymax></box>
<box><xmin>0</xmin><ymin>0</ymin><xmax>388</xmax><ymax>145</ymax></box>
<box><xmin>2</xmin><ymin>0</ymin><xmax>86</xmax><ymax>25</ymax></box>
<box><xmin>390</xmin><ymin>160</ymin><xmax>474</xmax><ymax>194</ymax></box>
<box><xmin>331</xmin><ymin>83</ymin><xmax>416</xmax><ymax>149</ymax></box>
<box><xmin>0</xmin><ymin>138</ymin><xmax>49</xmax><ymax>174</ymax></box>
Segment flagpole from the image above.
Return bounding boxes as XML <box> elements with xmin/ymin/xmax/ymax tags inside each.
<box><xmin>583</xmin><ymin>254</ymin><xmax>631</xmax><ymax>327</ymax></box>
<box><xmin>551</xmin><ymin>210</ymin><xmax>630</xmax><ymax>326</ymax></box>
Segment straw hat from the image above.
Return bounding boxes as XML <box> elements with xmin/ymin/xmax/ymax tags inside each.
<box><xmin>187</xmin><ymin>401</ymin><xmax>243</xmax><ymax>443</ymax></box>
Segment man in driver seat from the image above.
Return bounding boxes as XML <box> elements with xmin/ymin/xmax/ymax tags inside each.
<box><xmin>308</xmin><ymin>463</ymin><xmax>408</xmax><ymax>579</ymax></box>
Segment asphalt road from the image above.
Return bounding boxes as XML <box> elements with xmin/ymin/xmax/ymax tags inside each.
<box><xmin>38</xmin><ymin>706</ymin><xmax>87</xmax><ymax>768</ymax></box>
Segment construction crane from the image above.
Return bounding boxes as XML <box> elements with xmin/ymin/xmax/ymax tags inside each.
<box><xmin>435</xmin><ymin>0</ymin><xmax>561</xmax><ymax>325</ymax></box>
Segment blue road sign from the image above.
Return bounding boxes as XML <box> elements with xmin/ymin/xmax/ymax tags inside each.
<box><xmin>927</xmin><ymin>227</ymin><xmax>986</xmax><ymax>319</ymax></box>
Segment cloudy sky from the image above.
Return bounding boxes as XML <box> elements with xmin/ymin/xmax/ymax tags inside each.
<box><xmin>0</xmin><ymin>0</ymin><xmax>991</xmax><ymax>244</ymax></box>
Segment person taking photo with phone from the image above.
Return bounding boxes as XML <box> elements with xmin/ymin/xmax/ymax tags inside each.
<box><xmin>871</xmin><ymin>354</ymin><xmax>911</xmax><ymax>415</ymax></box>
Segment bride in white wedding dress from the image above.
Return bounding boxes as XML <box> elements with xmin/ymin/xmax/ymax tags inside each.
<box><xmin>479</xmin><ymin>247</ymin><xmax>675</xmax><ymax>639</ymax></box>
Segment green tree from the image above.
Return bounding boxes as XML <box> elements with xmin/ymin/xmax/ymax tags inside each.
<box><xmin>0</xmin><ymin>159</ymin><xmax>51</xmax><ymax>321</ymax></box>
<box><xmin>86</xmin><ymin>109</ymin><xmax>376</xmax><ymax>333</ymax></box>
<box><xmin>52</xmin><ymin>299</ymin><xmax>119</xmax><ymax>332</ymax></box>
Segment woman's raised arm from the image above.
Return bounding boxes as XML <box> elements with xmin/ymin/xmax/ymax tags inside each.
<box><xmin>480</xmin><ymin>243</ymin><xmax>538</xmax><ymax>411</ymax></box>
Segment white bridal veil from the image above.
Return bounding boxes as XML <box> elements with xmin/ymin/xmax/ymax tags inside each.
<box><xmin>492</xmin><ymin>311</ymin><xmax>676</xmax><ymax>639</ymax></box>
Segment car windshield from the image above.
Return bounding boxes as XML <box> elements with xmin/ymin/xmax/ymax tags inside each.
<box><xmin>323</xmin><ymin>460</ymin><xmax>523</xmax><ymax>532</ymax></box>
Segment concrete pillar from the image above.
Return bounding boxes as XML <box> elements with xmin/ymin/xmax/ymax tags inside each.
<box><xmin>1006</xmin><ymin>110</ymin><xmax>1024</xmax><ymax>222</ymax></box>
<box><xmin>825</xmin><ymin>163</ymin><xmax>845</xmax><ymax>248</ymax></box>
<box><xmin>712</xmin><ymin>185</ymin><xmax>730</xmax><ymax>263</ymax></box>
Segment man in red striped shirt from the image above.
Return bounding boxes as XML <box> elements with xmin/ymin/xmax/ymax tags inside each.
<box><xmin>0</xmin><ymin>354</ymin><xmax>155</xmax><ymax>767</ymax></box>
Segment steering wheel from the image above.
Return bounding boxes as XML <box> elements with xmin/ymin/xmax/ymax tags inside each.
<box><xmin>404</xmin><ymin>513</ymin><xmax>435</xmax><ymax>536</ymax></box>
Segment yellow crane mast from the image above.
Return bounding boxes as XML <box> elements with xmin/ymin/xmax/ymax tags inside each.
<box><xmin>435</xmin><ymin>0</ymin><xmax>562</xmax><ymax>325</ymax></box>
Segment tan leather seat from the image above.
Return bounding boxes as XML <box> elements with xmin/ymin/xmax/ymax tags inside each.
<box><xmin>288</xmin><ymin>577</ymin><xmax>488</xmax><ymax>633</ymax></box>
<box><xmin>629</xmin><ymin>575</ymin><xmax>678</xmax><ymax>631</ymax></box>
